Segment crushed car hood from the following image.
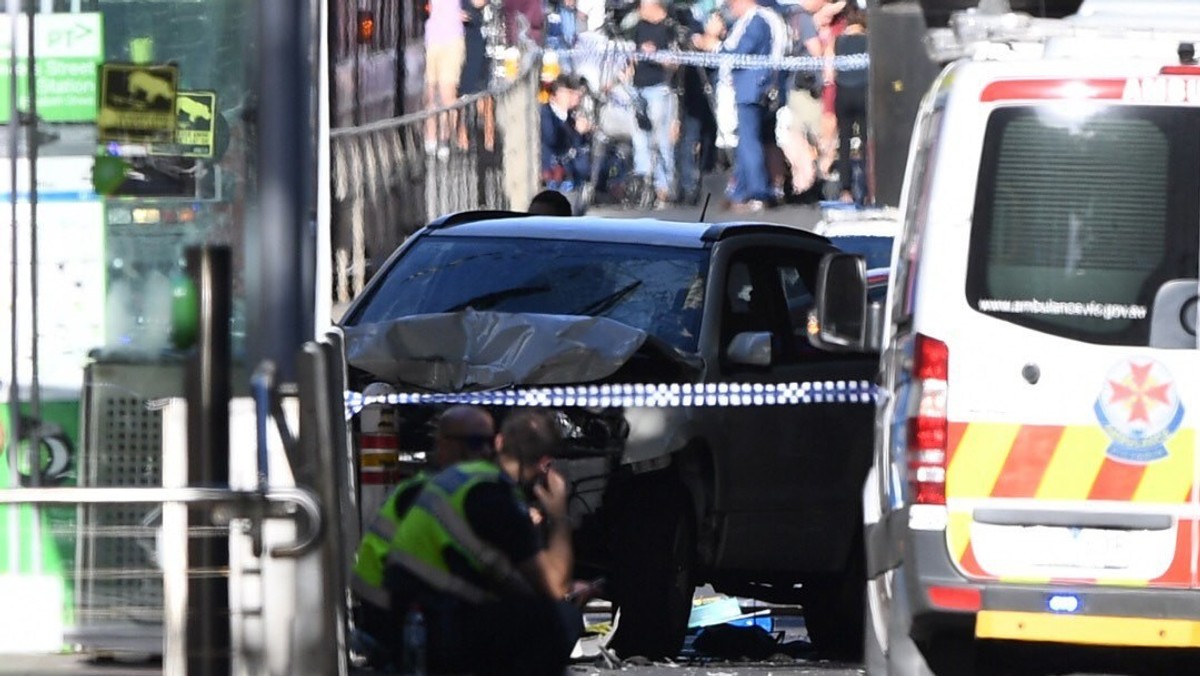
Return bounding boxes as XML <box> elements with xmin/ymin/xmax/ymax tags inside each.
<box><xmin>344</xmin><ymin>310</ymin><xmax>679</xmax><ymax>391</ymax></box>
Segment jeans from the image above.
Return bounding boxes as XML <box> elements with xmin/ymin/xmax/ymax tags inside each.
<box><xmin>676</xmin><ymin>100</ymin><xmax>717</xmax><ymax>199</ymax></box>
<box><xmin>731</xmin><ymin>103</ymin><xmax>770</xmax><ymax>203</ymax></box>
<box><xmin>631</xmin><ymin>84</ymin><xmax>677</xmax><ymax>194</ymax></box>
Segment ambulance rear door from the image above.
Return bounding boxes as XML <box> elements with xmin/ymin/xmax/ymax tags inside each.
<box><xmin>945</xmin><ymin>87</ymin><xmax>1200</xmax><ymax>590</ymax></box>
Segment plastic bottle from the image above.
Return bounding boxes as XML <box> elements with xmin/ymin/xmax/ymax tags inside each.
<box><xmin>400</xmin><ymin>603</ymin><xmax>427</xmax><ymax>676</ymax></box>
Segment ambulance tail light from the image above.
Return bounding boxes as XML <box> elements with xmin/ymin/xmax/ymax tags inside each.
<box><xmin>908</xmin><ymin>334</ymin><xmax>948</xmax><ymax>506</ymax></box>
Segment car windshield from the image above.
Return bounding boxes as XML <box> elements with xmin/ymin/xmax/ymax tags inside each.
<box><xmin>829</xmin><ymin>235</ymin><xmax>894</xmax><ymax>270</ymax></box>
<box><xmin>350</xmin><ymin>235</ymin><xmax>710</xmax><ymax>352</ymax></box>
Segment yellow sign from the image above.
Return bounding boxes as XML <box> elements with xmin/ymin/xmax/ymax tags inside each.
<box><xmin>98</xmin><ymin>63</ymin><xmax>178</xmax><ymax>143</ymax></box>
<box><xmin>164</xmin><ymin>90</ymin><xmax>216</xmax><ymax>158</ymax></box>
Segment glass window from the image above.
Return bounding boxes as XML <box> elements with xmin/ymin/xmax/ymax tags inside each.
<box><xmin>1</xmin><ymin>0</ymin><xmax>271</xmax><ymax>658</ymax></box>
<box><xmin>349</xmin><ymin>235</ymin><xmax>710</xmax><ymax>352</ymax></box>
<box><xmin>967</xmin><ymin>105</ymin><xmax>1200</xmax><ymax>346</ymax></box>
<box><xmin>893</xmin><ymin>107</ymin><xmax>942</xmax><ymax>325</ymax></box>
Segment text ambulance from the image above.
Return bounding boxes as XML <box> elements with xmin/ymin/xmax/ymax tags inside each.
<box><xmin>819</xmin><ymin>2</ymin><xmax>1200</xmax><ymax>674</ymax></box>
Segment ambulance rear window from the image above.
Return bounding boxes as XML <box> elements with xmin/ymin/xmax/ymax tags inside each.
<box><xmin>966</xmin><ymin>105</ymin><xmax>1200</xmax><ymax>346</ymax></box>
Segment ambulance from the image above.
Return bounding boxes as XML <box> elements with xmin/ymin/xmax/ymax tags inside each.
<box><xmin>813</xmin><ymin>1</ymin><xmax>1200</xmax><ymax>673</ymax></box>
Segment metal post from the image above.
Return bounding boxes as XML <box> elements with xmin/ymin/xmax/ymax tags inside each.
<box><xmin>5</xmin><ymin>0</ymin><xmax>23</xmax><ymax>575</ymax></box>
<box><xmin>185</xmin><ymin>245</ymin><xmax>232</xmax><ymax>676</ymax></box>
<box><xmin>249</xmin><ymin>0</ymin><xmax>314</xmax><ymax>383</ymax></box>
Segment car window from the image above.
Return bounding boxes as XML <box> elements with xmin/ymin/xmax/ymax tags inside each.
<box><xmin>349</xmin><ymin>235</ymin><xmax>710</xmax><ymax>352</ymax></box>
<box><xmin>721</xmin><ymin>248</ymin><xmax>826</xmax><ymax>365</ymax></box>
<box><xmin>966</xmin><ymin>105</ymin><xmax>1200</xmax><ymax>346</ymax></box>
<box><xmin>893</xmin><ymin>106</ymin><xmax>943</xmax><ymax>325</ymax></box>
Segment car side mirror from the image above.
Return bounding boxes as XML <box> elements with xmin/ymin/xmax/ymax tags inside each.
<box><xmin>726</xmin><ymin>331</ymin><xmax>772</xmax><ymax>366</ymax></box>
<box><xmin>810</xmin><ymin>252</ymin><xmax>877</xmax><ymax>352</ymax></box>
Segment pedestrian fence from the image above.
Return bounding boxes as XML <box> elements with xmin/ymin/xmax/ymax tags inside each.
<box><xmin>330</xmin><ymin>49</ymin><xmax>542</xmax><ymax>304</ymax></box>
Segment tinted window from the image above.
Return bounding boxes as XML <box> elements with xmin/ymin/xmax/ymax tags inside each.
<box><xmin>349</xmin><ymin>235</ymin><xmax>710</xmax><ymax>352</ymax></box>
<box><xmin>967</xmin><ymin>106</ymin><xmax>1200</xmax><ymax>346</ymax></box>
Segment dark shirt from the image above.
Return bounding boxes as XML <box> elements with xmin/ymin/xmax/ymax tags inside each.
<box><xmin>633</xmin><ymin>19</ymin><xmax>673</xmax><ymax>88</ymax></box>
<box><xmin>835</xmin><ymin>32</ymin><xmax>868</xmax><ymax>89</ymax></box>
<box><xmin>539</xmin><ymin>102</ymin><xmax>589</xmax><ymax>173</ymax></box>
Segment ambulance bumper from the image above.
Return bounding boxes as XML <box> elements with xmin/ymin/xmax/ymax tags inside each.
<box><xmin>899</xmin><ymin>527</ymin><xmax>1200</xmax><ymax>648</ymax></box>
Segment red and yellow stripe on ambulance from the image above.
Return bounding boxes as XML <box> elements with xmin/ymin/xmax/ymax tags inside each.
<box><xmin>945</xmin><ymin>356</ymin><xmax>1195</xmax><ymax>587</ymax></box>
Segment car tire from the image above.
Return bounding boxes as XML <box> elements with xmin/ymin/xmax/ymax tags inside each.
<box><xmin>802</xmin><ymin>532</ymin><xmax>866</xmax><ymax>661</ymax></box>
<box><xmin>607</xmin><ymin>472</ymin><xmax>696</xmax><ymax>660</ymax></box>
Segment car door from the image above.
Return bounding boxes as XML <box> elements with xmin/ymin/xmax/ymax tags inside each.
<box><xmin>711</xmin><ymin>242</ymin><xmax>876</xmax><ymax>572</ymax></box>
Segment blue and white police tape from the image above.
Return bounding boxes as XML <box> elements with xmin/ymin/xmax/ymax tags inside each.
<box><xmin>345</xmin><ymin>380</ymin><xmax>877</xmax><ymax>420</ymax></box>
<box><xmin>547</xmin><ymin>47</ymin><xmax>869</xmax><ymax>72</ymax></box>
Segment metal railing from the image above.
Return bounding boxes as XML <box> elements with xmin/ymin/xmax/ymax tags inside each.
<box><xmin>330</xmin><ymin>51</ymin><xmax>542</xmax><ymax>303</ymax></box>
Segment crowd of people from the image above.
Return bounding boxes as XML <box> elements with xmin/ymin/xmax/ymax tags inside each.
<box><xmin>418</xmin><ymin>0</ymin><xmax>870</xmax><ymax>213</ymax></box>
<box><xmin>537</xmin><ymin>0</ymin><xmax>871</xmax><ymax>213</ymax></box>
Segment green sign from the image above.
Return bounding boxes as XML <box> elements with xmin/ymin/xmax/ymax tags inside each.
<box><xmin>151</xmin><ymin>89</ymin><xmax>217</xmax><ymax>158</ymax></box>
<box><xmin>0</xmin><ymin>13</ymin><xmax>104</xmax><ymax>123</ymax></box>
<box><xmin>98</xmin><ymin>62</ymin><xmax>179</xmax><ymax>143</ymax></box>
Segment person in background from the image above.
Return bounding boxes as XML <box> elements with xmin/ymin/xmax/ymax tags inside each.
<box><xmin>540</xmin><ymin>75</ymin><xmax>593</xmax><ymax>191</ymax></box>
<box><xmin>460</xmin><ymin>0</ymin><xmax>491</xmax><ymax>95</ymax></box>
<box><xmin>528</xmin><ymin>189</ymin><xmax>575</xmax><ymax>215</ymax></box>
<box><xmin>506</xmin><ymin>0</ymin><xmax>546</xmax><ymax>45</ymax></box>
<box><xmin>546</xmin><ymin>0</ymin><xmax>581</xmax><ymax>51</ymax></box>
<box><xmin>350</xmin><ymin>405</ymin><xmax>496</xmax><ymax>670</ymax></box>
<box><xmin>816</xmin><ymin>0</ymin><xmax>847</xmax><ymax>176</ymax></box>
<box><xmin>630</xmin><ymin>0</ymin><xmax>681</xmax><ymax>209</ymax></box>
<box><xmin>756</xmin><ymin>0</ymin><xmax>792</xmax><ymax>203</ymax></box>
<box><xmin>694</xmin><ymin>0</ymin><xmax>775</xmax><ymax>212</ymax></box>
<box><xmin>830</xmin><ymin>6</ymin><xmax>867</xmax><ymax>202</ymax></box>
<box><xmin>425</xmin><ymin>0</ymin><xmax>468</xmax><ymax>158</ymax></box>
<box><xmin>674</xmin><ymin>7</ymin><xmax>718</xmax><ymax>207</ymax></box>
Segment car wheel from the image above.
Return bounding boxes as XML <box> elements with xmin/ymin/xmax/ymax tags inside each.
<box><xmin>802</xmin><ymin>532</ymin><xmax>866</xmax><ymax>661</ymax></box>
<box><xmin>607</xmin><ymin>473</ymin><xmax>695</xmax><ymax>660</ymax></box>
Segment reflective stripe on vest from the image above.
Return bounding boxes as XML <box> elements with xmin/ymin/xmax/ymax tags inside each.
<box><xmin>415</xmin><ymin>489</ymin><xmax>534</xmax><ymax>597</ymax></box>
<box><xmin>350</xmin><ymin>573</ymin><xmax>393</xmax><ymax>609</ymax></box>
<box><xmin>385</xmin><ymin>548</ymin><xmax>496</xmax><ymax>604</ymax></box>
<box><xmin>392</xmin><ymin>461</ymin><xmax>534</xmax><ymax>601</ymax></box>
<box><xmin>351</xmin><ymin>473</ymin><xmax>427</xmax><ymax>607</ymax></box>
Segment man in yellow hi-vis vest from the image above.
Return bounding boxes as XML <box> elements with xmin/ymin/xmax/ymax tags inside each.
<box><xmin>350</xmin><ymin>404</ymin><xmax>496</xmax><ymax>666</ymax></box>
<box><xmin>384</xmin><ymin>409</ymin><xmax>580</xmax><ymax>676</ymax></box>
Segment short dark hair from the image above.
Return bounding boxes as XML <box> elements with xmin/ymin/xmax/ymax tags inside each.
<box><xmin>499</xmin><ymin>409</ymin><xmax>562</xmax><ymax>465</ymax></box>
<box><xmin>547</xmin><ymin>74</ymin><xmax>579</xmax><ymax>96</ymax></box>
<box><xmin>528</xmin><ymin>189</ymin><xmax>573</xmax><ymax>216</ymax></box>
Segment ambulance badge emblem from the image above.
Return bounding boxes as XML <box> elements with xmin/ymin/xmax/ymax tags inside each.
<box><xmin>1094</xmin><ymin>358</ymin><xmax>1184</xmax><ymax>464</ymax></box>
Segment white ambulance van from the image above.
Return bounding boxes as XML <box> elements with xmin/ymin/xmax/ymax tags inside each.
<box><xmin>813</xmin><ymin>1</ymin><xmax>1200</xmax><ymax>673</ymax></box>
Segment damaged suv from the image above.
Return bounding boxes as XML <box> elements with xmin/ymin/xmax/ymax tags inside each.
<box><xmin>339</xmin><ymin>211</ymin><xmax>877</xmax><ymax>659</ymax></box>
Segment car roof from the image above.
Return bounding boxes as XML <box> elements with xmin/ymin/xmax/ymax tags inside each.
<box><xmin>423</xmin><ymin>211</ymin><xmax>831</xmax><ymax>249</ymax></box>
<box><xmin>813</xmin><ymin>208</ymin><xmax>900</xmax><ymax>239</ymax></box>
